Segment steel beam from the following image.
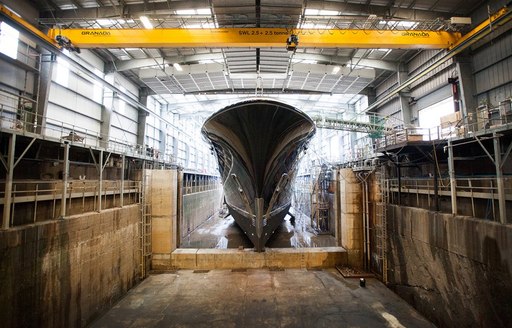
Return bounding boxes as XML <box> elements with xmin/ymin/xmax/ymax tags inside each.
<box><xmin>46</xmin><ymin>28</ymin><xmax>461</xmax><ymax>49</ymax></box>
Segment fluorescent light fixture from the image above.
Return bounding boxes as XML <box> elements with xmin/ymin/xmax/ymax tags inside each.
<box><xmin>199</xmin><ymin>59</ymin><xmax>215</xmax><ymax>64</ymax></box>
<box><xmin>376</xmin><ymin>48</ymin><xmax>391</xmax><ymax>52</ymax></box>
<box><xmin>451</xmin><ymin>17</ymin><xmax>472</xmax><ymax>25</ymax></box>
<box><xmin>139</xmin><ymin>16</ymin><xmax>153</xmax><ymax>29</ymax></box>
<box><xmin>173</xmin><ymin>63</ymin><xmax>183</xmax><ymax>71</ymax></box>
<box><xmin>332</xmin><ymin>66</ymin><xmax>341</xmax><ymax>74</ymax></box>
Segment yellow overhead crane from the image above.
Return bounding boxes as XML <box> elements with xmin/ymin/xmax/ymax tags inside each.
<box><xmin>45</xmin><ymin>27</ymin><xmax>461</xmax><ymax>49</ymax></box>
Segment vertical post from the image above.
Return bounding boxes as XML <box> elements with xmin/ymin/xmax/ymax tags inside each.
<box><xmin>60</xmin><ymin>141</ymin><xmax>70</xmax><ymax>218</ymax></box>
<box><xmin>434</xmin><ymin>166</ymin><xmax>440</xmax><ymax>211</ymax></box>
<box><xmin>120</xmin><ymin>154</ymin><xmax>125</xmax><ymax>207</ymax></box>
<box><xmin>397</xmin><ymin>164</ymin><xmax>402</xmax><ymax>206</ymax></box>
<box><xmin>2</xmin><ymin>134</ymin><xmax>16</xmax><ymax>229</ymax></box>
<box><xmin>493</xmin><ymin>133</ymin><xmax>507</xmax><ymax>223</ymax></box>
<box><xmin>447</xmin><ymin>140</ymin><xmax>457</xmax><ymax>214</ymax></box>
<box><xmin>98</xmin><ymin>150</ymin><xmax>103</xmax><ymax>212</ymax></box>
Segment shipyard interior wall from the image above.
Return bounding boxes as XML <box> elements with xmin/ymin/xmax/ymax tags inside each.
<box><xmin>0</xmin><ymin>205</ymin><xmax>141</xmax><ymax>328</ymax></box>
<box><xmin>387</xmin><ymin>205</ymin><xmax>512</xmax><ymax>328</ymax></box>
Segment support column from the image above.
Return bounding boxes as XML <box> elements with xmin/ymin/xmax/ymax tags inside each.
<box><xmin>137</xmin><ymin>88</ymin><xmax>150</xmax><ymax>151</ymax></box>
<box><xmin>35</xmin><ymin>51</ymin><xmax>55</xmax><ymax>134</ymax></box>
<box><xmin>493</xmin><ymin>133</ymin><xmax>507</xmax><ymax>223</ymax></box>
<box><xmin>398</xmin><ymin>64</ymin><xmax>412</xmax><ymax>126</ymax></box>
<box><xmin>447</xmin><ymin>140</ymin><xmax>457</xmax><ymax>214</ymax></box>
<box><xmin>455</xmin><ymin>56</ymin><xmax>478</xmax><ymax>131</ymax></box>
<box><xmin>60</xmin><ymin>141</ymin><xmax>70</xmax><ymax>218</ymax></box>
<box><xmin>98</xmin><ymin>150</ymin><xmax>103</xmax><ymax>212</ymax></box>
<box><xmin>159</xmin><ymin>129</ymin><xmax>166</xmax><ymax>162</ymax></box>
<box><xmin>100</xmin><ymin>91</ymin><xmax>113</xmax><ymax>149</ymax></box>
<box><xmin>2</xmin><ymin>134</ymin><xmax>15</xmax><ymax>229</ymax></box>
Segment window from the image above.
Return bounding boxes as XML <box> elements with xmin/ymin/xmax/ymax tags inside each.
<box><xmin>0</xmin><ymin>22</ymin><xmax>19</xmax><ymax>59</ymax></box>
<box><xmin>419</xmin><ymin>97</ymin><xmax>454</xmax><ymax>128</ymax></box>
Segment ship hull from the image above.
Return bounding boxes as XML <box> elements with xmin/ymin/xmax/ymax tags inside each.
<box><xmin>202</xmin><ymin>99</ymin><xmax>315</xmax><ymax>251</ymax></box>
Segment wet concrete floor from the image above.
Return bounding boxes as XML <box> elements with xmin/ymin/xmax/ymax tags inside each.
<box><xmin>180</xmin><ymin>212</ymin><xmax>337</xmax><ymax>249</ymax></box>
<box><xmin>90</xmin><ymin>268</ymin><xmax>435</xmax><ymax>328</ymax></box>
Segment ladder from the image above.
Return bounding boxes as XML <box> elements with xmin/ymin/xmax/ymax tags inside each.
<box><xmin>139</xmin><ymin>162</ymin><xmax>152</xmax><ymax>279</ymax></box>
<box><xmin>374</xmin><ymin>164</ymin><xmax>388</xmax><ymax>283</ymax></box>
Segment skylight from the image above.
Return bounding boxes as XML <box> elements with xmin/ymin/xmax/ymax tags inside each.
<box><xmin>176</xmin><ymin>8</ymin><xmax>212</xmax><ymax>16</ymax></box>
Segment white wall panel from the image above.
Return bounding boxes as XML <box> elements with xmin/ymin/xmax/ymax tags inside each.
<box><xmin>110</xmin><ymin>125</ymin><xmax>137</xmax><ymax>145</ymax></box>
<box><xmin>111</xmin><ymin>111</ymin><xmax>137</xmax><ymax>130</ymax></box>
<box><xmin>48</xmin><ymin>84</ymin><xmax>102</xmax><ymax>121</ymax></box>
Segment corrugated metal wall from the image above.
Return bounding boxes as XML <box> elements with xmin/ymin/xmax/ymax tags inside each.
<box><xmin>473</xmin><ymin>31</ymin><xmax>512</xmax><ymax>105</ymax></box>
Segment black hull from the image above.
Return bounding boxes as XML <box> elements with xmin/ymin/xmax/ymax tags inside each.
<box><xmin>202</xmin><ymin>99</ymin><xmax>315</xmax><ymax>251</ymax></box>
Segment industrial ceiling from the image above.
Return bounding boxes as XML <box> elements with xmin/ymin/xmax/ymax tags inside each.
<box><xmin>25</xmin><ymin>0</ymin><xmax>490</xmax><ymax>115</ymax></box>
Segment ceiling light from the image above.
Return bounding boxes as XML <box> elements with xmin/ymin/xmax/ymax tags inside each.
<box><xmin>173</xmin><ymin>63</ymin><xmax>183</xmax><ymax>71</ymax></box>
<box><xmin>139</xmin><ymin>16</ymin><xmax>153</xmax><ymax>29</ymax></box>
<box><xmin>332</xmin><ymin>66</ymin><xmax>341</xmax><ymax>74</ymax></box>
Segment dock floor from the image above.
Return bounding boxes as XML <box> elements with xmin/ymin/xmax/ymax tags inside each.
<box><xmin>90</xmin><ymin>269</ymin><xmax>434</xmax><ymax>328</ymax></box>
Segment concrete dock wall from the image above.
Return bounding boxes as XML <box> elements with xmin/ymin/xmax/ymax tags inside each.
<box><xmin>337</xmin><ymin>169</ymin><xmax>364</xmax><ymax>268</ymax></box>
<box><xmin>149</xmin><ymin>170</ymin><xmax>178</xmax><ymax>270</ymax></box>
<box><xmin>387</xmin><ymin>205</ymin><xmax>512</xmax><ymax>327</ymax></box>
<box><xmin>0</xmin><ymin>205</ymin><xmax>141</xmax><ymax>327</ymax></box>
<box><xmin>182</xmin><ymin>188</ymin><xmax>223</xmax><ymax>240</ymax></box>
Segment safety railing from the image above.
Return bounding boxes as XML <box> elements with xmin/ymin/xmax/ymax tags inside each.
<box><xmin>0</xmin><ymin>179</ymin><xmax>140</xmax><ymax>227</ymax></box>
<box><xmin>386</xmin><ymin>176</ymin><xmax>512</xmax><ymax>220</ymax></box>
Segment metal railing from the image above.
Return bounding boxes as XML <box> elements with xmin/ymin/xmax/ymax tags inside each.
<box><xmin>386</xmin><ymin>176</ymin><xmax>512</xmax><ymax>220</ymax></box>
<box><xmin>0</xmin><ymin>179</ymin><xmax>140</xmax><ymax>226</ymax></box>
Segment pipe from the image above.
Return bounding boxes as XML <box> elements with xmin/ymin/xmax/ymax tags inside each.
<box><xmin>493</xmin><ymin>133</ymin><xmax>507</xmax><ymax>223</ymax></box>
<box><xmin>2</xmin><ymin>134</ymin><xmax>15</xmax><ymax>229</ymax></box>
<box><xmin>60</xmin><ymin>141</ymin><xmax>70</xmax><ymax>219</ymax></box>
<box><xmin>121</xmin><ymin>154</ymin><xmax>125</xmax><ymax>207</ymax></box>
<box><xmin>98</xmin><ymin>150</ymin><xmax>103</xmax><ymax>212</ymax></box>
<box><xmin>447</xmin><ymin>139</ymin><xmax>457</xmax><ymax>214</ymax></box>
